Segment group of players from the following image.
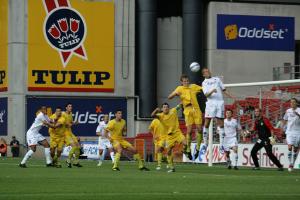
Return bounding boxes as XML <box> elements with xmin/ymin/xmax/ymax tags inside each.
<box><xmin>19</xmin><ymin>67</ymin><xmax>300</xmax><ymax>172</ymax></box>
<box><xmin>19</xmin><ymin>103</ymin><xmax>82</xmax><ymax>168</ymax></box>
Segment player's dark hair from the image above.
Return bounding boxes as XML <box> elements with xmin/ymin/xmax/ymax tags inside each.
<box><xmin>290</xmin><ymin>98</ymin><xmax>298</xmax><ymax>103</ymax></box>
<box><xmin>162</xmin><ymin>102</ymin><xmax>169</xmax><ymax>108</ymax></box>
<box><xmin>226</xmin><ymin>109</ymin><xmax>233</xmax><ymax>113</ymax></box>
<box><xmin>254</xmin><ymin>108</ymin><xmax>262</xmax><ymax>112</ymax></box>
<box><xmin>65</xmin><ymin>102</ymin><xmax>72</xmax><ymax>108</ymax></box>
<box><xmin>56</xmin><ymin>106</ymin><xmax>62</xmax><ymax>110</ymax></box>
<box><xmin>180</xmin><ymin>74</ymin><xmax>189</xmax><ymax>81</ymax></box>
<box><xmin>115</xmin><ymin>109</ymin><xmax>122</xmax><ymax>114</ymax></box>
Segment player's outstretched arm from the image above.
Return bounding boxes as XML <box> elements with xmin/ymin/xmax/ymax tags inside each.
<box><xmin>205</xmin><ymin>88</ymin><xmax>217</xmax><ymax>98</ymax></box>
<box><xmin>151</xmin><ymin>108</ymin><xmax>161</xmax><ymax>118</ymax></box>
<box><xmin>168</xmin><ymin>91</ymin><xmax>179</xmax><ymax>99</ymax></box>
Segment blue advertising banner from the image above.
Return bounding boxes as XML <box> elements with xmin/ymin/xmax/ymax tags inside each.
<box><xmin>26</xmin><ymin>97</ymin><xmax>127</xmax><ymax>136</ymax></box>
<box><xmin>217</xmin><ymin>14</ymin><xmax>295</xmax><ymax>51</ymax></box>
<box><xmin>0</xmin><ymin>97</ymin><xmax>7</xmax><ymax>136</ymax></box>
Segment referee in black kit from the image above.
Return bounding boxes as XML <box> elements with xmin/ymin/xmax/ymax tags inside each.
<box><xmin>250</xmin><ymin>108</ymin><xmax>284</xmax><ymax>171</ymax></box>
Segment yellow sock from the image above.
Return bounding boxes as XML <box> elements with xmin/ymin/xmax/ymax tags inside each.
<box><xmin>196</xmin><ymin>132</ymin><xmax>202</xmax><ymax>150</ymax></box>
<box><xmin>157</xmin><ymin>153</ymin><xmax>162</xmax><ymax>167</ymax></box>
<box><xmin>73</xmin><ymin>147</ymin><xmax>80</xmax><ymax>164</ymax></box>
<box><xmin>133</xmin><ymin>153</ymin><xmax>144</xmax><ymax>168</ymax></box>
<box><xmin>113</xmin><ymin>153</ymin><xmax>121</xmax><ymax>168</ymax></box>
<box><xmin>68</xmin><ymin>147</ymin><xmax>76</xmax><ymax>161</ymax></box>
<box><xmin>167</xmin><ymin>154</ymin><xmax>174</xmax><ymax>169</ymax></box>
<box><xmin>186</xmin><ymin>133</ymin><xmax>191</xmax><ymax>152</ymax></box>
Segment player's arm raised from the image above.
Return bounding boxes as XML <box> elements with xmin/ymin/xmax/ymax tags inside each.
<box><xmin>151</xmin><ymin>107</ymin><xmax>161</xmax><ymax>118</ymax></box>
<box><xmin>168</xmin><ymin>89</ymin><xmax>180</xmax><ymax>99</ymax></box>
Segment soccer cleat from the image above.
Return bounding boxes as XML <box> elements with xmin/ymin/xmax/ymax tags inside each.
<box><xmin>139</xmin><ymin>166</ymin><xmax>150</xmax><ymax>171</ymax></box>
<box><xmin>66</xmin><ymin>160</ymin><xmax>72</xmax><ymax>168</ymax></box>
<box><xmin>278</xmin><ymin>167</ymin><xmax>284</xmax><ymax>171</ymax></box>
<box><xmin>73</xmin><ymin>163</ymin><xmax>83</xmax><ymax>168</ymax></box>
<box><xmin>156</xmin><ymin>166</ymin><xmax>161</xmax><ymax>171</ymax></box>
<box><xmin>227</xmin><ymin>165</ymin><xmax>232</xmax><ymax>170</ymax></box>
<box><xmin>19</xmin><ymin>163</ymin><xmax>27</xmax><ymax>168</ymax></box>
<box><xmin>194</xmin><ymin>150</ymin><xmax>199</xmax><ymax>159</ymax></box>
<box><xmin>234</xmin><ymin>166</ymin><xmax>239</xmax><ymax>170</ymax></box>
<box><xmin>252</xmin><ymin>167</ymin><xmax>260</xmax><ymax>170</ymax></box>
<box><xmin>112</xmin><ymin>167</ymin><xmax>120</xmax><ymax>171</ymax></box>
<box><xmin>167</xmin><ymin>168</ymin><xmax>175</xmax><ymax>173</ymax></box>
<box><xmin>97</xmin><ymin>161</ymin><xmax>102</xmax><ymax>167</ymax></box>
<box><xmin>166</xmin><ymin>164</ymin><xmax>170</xmax><ymax>169</ymax></box>
<box><xmin>202</xmin><ymin>144</ymin><xmax>207</xmax><ymax>153</ymax></box>
<box><xmin>46</xmin><ymin>163</ymin><xmax>54</xmax><ymax>167</ymax></box>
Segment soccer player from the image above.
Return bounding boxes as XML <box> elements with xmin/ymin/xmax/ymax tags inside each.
<box><xmin>151</xmin><ymin>103</ymin><xmax>187</xmax><ymax>173</ymax></box>
<box><xmin>224</xmin><ymin>109</ymin><xmax>241</xmax><ymax>170</ymax></box>
<box><xmin>96</xmin><ymin>114</ymin><xmax>115</xmax><ymax>166</ymax></box>
<box><xmin>250</xmin><ymin>108</ymin><xmax>283</xmax><ymax>171</ymax></box>
<box><xmin>202</xmin><ymin>68</ymin><xmax>235</xmax><ymax>153</ymax></box>
<box><xmin>168</xmin><ymin>74</ymin><xmax>203</xmax><ymax>159</ymax></box>
<box><xmin>105</xmin><ymin>110</ymin><xmax>149</xmax><ymax>171</ymax></box>
<box><xmin>19</xmin><ymin>106</ymin><xmax>52</xmax><ymax>168</ymax></box>
<box><xmin>282</xmin><ymin>98</ymin><xmax>300</xmax><ymax>171</ymax></box>
<box><xmin>49</xmin><ymin>107</ymin><xmax>66</xmax><ymax>168</ymax></box>
<box><xmin>149</xmin><ymin>118</ymin><xmax>167</xmax><ymax>170</ymax></box>
<box><xmin>62</xmin><ymin>103</ymin><xmax>82</xmax><ymax>168</ymax></box>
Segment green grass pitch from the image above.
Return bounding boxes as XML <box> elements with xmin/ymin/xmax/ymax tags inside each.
<box><xmin>0</xmin><ymin>158</ymin><xmax>300</xmax><ymax>200</ymax></box>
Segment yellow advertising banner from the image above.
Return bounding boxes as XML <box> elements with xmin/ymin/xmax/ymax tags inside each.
<box><xmin>28</xmin><ymin>0</ymin><xmax>114</xmax><ymax>92</ymax></box>
<box><xmin>0</xmin><ymin>0</ymin><xmax>8</xmax><ymax>92</ymax></box>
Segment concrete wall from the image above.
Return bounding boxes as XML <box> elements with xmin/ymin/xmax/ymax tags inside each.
<box><xmin>206</xmin><ymin>2</ymin><xmax>300</xmax><ymax>89</ymax></box>
<box><xmin>4</xmin><ymin>0</ymin><xmax>136</xmax><ymax>151</ymax></box>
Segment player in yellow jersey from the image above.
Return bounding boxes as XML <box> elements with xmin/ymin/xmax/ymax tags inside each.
<box><xmin>168</xmin><ymin>74</ymin><xmax>203</xmax><ymax>160</ymax></box>
<box><xmin>62</xmin><ymin>103</ymin><xmax>82</xmax><ymax>168</ymax></box>
<box><xmin>48</xmin><ymin>107</ymin><xmax>66</xmax><ymax>168</ymax></box>
<box><xmin>149</xmin><ymin>118</ymin><xmax>167</xmax><ymax>170</ymax></box>
<box><xmin>105</xmin><ymin>110</ymin><xmax>149</xmax><ymax>171</ymax></box>
<box><xmin>151</xmin><ymin>103</ymin><xmax>188</xmax><ymax>172</ymax></box>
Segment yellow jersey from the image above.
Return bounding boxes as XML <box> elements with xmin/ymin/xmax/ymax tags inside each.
<box><xmin>49</xmin><ymin>114</ymin><xmax>66</xmax><ymax>137</ymax></box>
<box><xmin>174</xmin><ymin>84</ymin><xmax>202</xmax><ymax>108</ymax></box>
<box><xmin>62</xmin><ymin>111</ymin><xmax>73</xmax><ymax>131</ymax></box>
<box><xmin>149</xmin><ymin>119</ymin><xmax>167</xmax><ymax>139</ymax></box>
<box><xmin>156</xmin><ymin>108</ymin><xmax>180</xmax><ymax>134</ymax></box>
<box><xmin>106</xmin><ymin>119</ymin><xmax>126</xmax><ymax>141</ymax></box>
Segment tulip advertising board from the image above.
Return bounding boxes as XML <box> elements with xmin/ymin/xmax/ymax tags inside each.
<box><xmin>28</xmin><ymin>0</ymin><xmax>114</xmax><ymax>92</ymax></box>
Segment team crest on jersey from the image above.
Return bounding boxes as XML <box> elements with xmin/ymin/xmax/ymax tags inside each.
<box><xmin>43</xmin><ymin>0</ymin><xmax>87</xmax><ymax>67</ymax></box>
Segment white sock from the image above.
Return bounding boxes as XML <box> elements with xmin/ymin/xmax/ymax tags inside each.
<box><xmin>293</xmin><ymin>152</ymin><xmax>298</xmax><ymax>166</ymax></box>
<box><xmin>44</xmin><ymin>148</ymin><xmax>52</xmax><ymax>164</ymax></box>
<box><xmin>218</xmin><ymin>127</ymin><xmax>225</xmax><ymax>146</ymax></box>
<box><xmin>99</xmin><ymin>151</ymin><xmax>104</xmax><ymax>162</ymax></box>
<box><xmin>203</xmin><ymin>127</ymin><xmax>209</xmax><ymax>144</ymax></box>
<box><xmin>110</xmin><ymin>152</ymin><xmax>115</xmax><ymax>162</ymax></box>
<box><xmin>288</xmin><ymin>151</ymin><xmax>292</xmax><ymax>165</ymax></box>
<box><xmin>233</xmin><ymin>152</ymin><xmax>238</xmax><ymax>166</ymax></box>
<box><xmin>21</xmin><ymin>149</ymin><xmax>34</xmax><ymax>164</ymax></box>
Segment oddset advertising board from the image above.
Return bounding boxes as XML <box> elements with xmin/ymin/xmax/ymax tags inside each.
<box><xmin>217</xmin><ymin>14</ymin><xmax>294</xmax><ymax>51</ymax></box>
<box><xmin>26</xmin><ymin>97</ymin><xmax>127</xmax><ymax>137</ymax></box>
<box><xmin>28</xmin><ymin>0</ymin><xmax>114</xmax><ymax>92</ymax></box>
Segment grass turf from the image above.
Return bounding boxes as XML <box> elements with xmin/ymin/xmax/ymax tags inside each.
<box><xmin>0</xmin><ymin>158</ymin><xmax>300</xmax><ymax>200</ymax></box>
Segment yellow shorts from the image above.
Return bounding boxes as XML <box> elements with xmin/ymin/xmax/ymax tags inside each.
<box><xmin>50</xmin><ymin>136</ymin><xmax>65</xmax><ymax>150</ymax></box>
<box><xmin>166</xmin><ymin>131</ymin><xmax>185</xmax><ymax>149</ymax></box>
<box><xmin>183</xmin><ymin>106</ymin><xmax>202</xmax><ymax>126</ymax></box>
<box><xmin>112</xmin><ymin>139</ymin><xmax>133</xmax><ymax>149</ymax></box>
<box><xmin>154</xmin><ymin>137</ymin><xmax>167</xmax><ymax>149</ymax></box>
<box><xmin>64</xmin><ymin>131</ymin><xmax>78</xmax><ymax>146</ymax></box>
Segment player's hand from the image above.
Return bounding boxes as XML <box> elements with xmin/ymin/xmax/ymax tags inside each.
<box><xmin>211</xmin><ymin>88</ymin><xmax>217</xmax><ymax>93</ymax></box>
<box><xmin>269</xmin><ymin>136</ymin><xmax>276</xmax><ymax>145</ymax></box>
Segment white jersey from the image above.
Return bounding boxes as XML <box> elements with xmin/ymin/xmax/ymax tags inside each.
<box><xmin>283</xmin><ymin>108</ymin><xmax>300</xmax><ymax>136</ymax></box>
<box><xmin>224</xmin><ymin>118</ymin><xmax>240</xmax><ymax>138</ymax></box>
<box><xmin>202</xmin><ymin>77</ymin><xmax>225</xmax><ymax>102</ymax></box>
<box><xmin>28</xmin><ymin>112</ymin><xmax>50</xmax><ymax>133</ymax></box>
<box><xmin>96</xmin><ymin>121</ymin><xmax>108</xmax><ymax>137</ymax></box>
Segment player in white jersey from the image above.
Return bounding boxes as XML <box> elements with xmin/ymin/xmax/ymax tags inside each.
<box><xmin>96</xmin><ymin>114</ymin><xmax>115</xmax><ymax>166</ymax></box>
<box><xmin>19</xmin><ymin>106</ymin><xmax>53</xmax><ymax>168</ymax></box>
<box><xmin>201</xmin><ymin>68</ymin><xmax>235</xmax><ymax>153</ymax></box>
<box><xmin>224</xmin><ymin>110</ymin><xmax>241</xmax><ymax>170</ymax></box>
<box><xmin>283</xmin><ymin>98</ymin><xmax>300</xmax><ymax>171</ymax></box>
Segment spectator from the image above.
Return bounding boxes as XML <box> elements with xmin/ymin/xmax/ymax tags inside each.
<box><xmin>0</xmin><ymin>138</ymin><xmax>7</xmax><ymax>157</ymax></box>
<box><xmin>10</xmin><ymin>136</ymin><xmax>20</xmax><ymax>157</ymax></box>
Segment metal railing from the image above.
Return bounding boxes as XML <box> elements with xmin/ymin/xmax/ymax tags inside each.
<box><xmin>273</xmin><ymin>65</ymin><xmax>300</xmax><ymax>80</ymax></box>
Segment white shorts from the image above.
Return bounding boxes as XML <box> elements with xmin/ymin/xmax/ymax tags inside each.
<box><xmin>286</xmin><ymin>134</ymin><xmax>300</xmax><ymax>147</ymax></box>
<box><xmin>205</xmin><ymin>101</ymin><xmax>224</xmax><ymax>119</ymax></box>
<box><xmin>223</xmin><ymin>137</ymin><xmax>238</xmax><ymax>151</ymax></box>
<box><xmin>98</xmin><ymin>137</ymin><xmax>113</xmax><ymax>149</ymax></box>
<box><xmin>26</xmin><ymin>130</ymin><xmax>46</xmax><ymax>146</ymax></box>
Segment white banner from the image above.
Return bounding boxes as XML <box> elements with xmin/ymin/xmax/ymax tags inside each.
<box><xmin>62</xmin><ymin>141</ymin><xmax>100</xmax><ymax>159</ymax></box>
<box><xmin>184</xmin><ymin>142</ymin><xmax>300</xmax><ymax>169</ymax></box>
